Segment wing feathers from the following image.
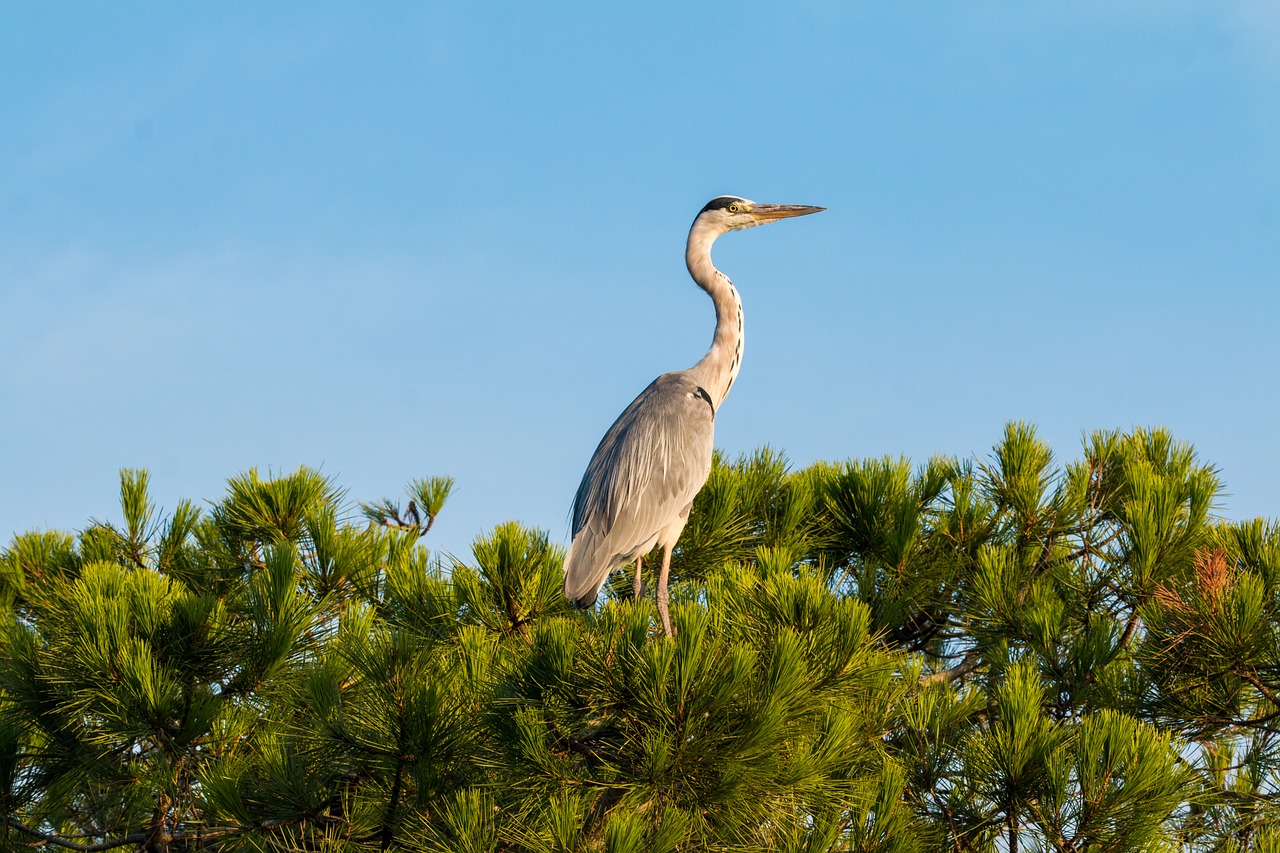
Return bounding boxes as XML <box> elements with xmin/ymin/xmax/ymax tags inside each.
<box><xmin>563</xmin><ymin>372</ymin><xmax>715</xmax><ymax>605</ymax></box>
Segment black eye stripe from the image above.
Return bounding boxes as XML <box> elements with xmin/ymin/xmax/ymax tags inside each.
<box><xmin>700</xmin><ymin>196</ymin><xmax>742</xmax><ymax>214</ymax></box>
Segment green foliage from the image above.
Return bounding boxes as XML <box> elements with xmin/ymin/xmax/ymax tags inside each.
<box><xmin>362</xmin><ymin>476</ymin><xmax>456</xmax><ymax>539</ymax></box>
<box><xmin>3</xmin><ymin>426</ymin><xmax>1280</xmax><ymax>851</ymax></box>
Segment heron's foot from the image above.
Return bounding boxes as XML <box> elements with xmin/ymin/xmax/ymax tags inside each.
<box><xmin>656</xmin><ymin>545</ymin><xmax>676</xmax><ymax>637</ymax></box>
<box><xmin>657</xmin><ymin>597</ymin><xmax>676</xmax><ymax>638</ymax></box>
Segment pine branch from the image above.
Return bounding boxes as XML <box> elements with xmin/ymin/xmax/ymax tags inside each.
<box><xmin>921</xmin><ymin>649</ymin><xmax>983</xmax><ymax>686</ymax></box>
<box><xmin>6</xmin><ymin>820</ymin><xmax>148</xmax><ymax>852</ymax></box>
<box><xmin>1115</xmin><ymin>609</ymin><xmax>1142</xmax><ymax>654</ymax></box>
<box><xmin>1239</xmin><ymin>670</ymin><xmax>1280</xmax><ymax>710</ymax></box>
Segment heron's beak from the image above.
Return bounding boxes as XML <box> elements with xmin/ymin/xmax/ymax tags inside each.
<box><xmin>748</xmin><ymin>203</ymin><xmax>826</xmax><ymax>224</ymax></box>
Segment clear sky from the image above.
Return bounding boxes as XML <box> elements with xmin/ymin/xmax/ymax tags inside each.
<box><xmin>3</xmin><ymin>2</ymin><xmax>1279</xmax><ymax>562</ymax></box>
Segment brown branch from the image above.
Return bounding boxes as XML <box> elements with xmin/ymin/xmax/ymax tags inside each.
<box><xmin>922</xmin><ymin>649</ymin><xmax>984</xmax><ymax>686</ymax></box>
<box><xmin>1117</xmin><ymin>611</ymin><xmax>1141</xmax><ymax>652</ymax></box>
<box><xmin>6</xmin><ymin>820</ymin><xmax>148</xmax><ymax>852</ymax></box>
<box><xmin>1205</xmin><ymin>706</ymin><xmax>1280</xmax><ymax>733</ymax></box>
<box><xmin>1239</xmin><ymin>670</ymin><xmax>1280</xmax><ymax>710</ymax></box>
<box><xmin>382</xmin><ymin>750</ymin><xmax>407</xmax><ymax>851</ymax></box>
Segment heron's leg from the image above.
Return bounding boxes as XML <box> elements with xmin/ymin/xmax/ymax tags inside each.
<box><xmin>633</xmin><ymin>555</ymin><xmax>644</xmax><ymax>599</ymax></box>
<box><xmin>657</xmin><ymin>543</ymin><xmax>675</xmax><ymax>638</ymax></box>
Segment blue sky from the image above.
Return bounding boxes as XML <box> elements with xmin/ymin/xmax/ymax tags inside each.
<box><xmin>3</xmin><ymin>3</ymin><xmax>1279</xmax><ymax>562</ymax></box>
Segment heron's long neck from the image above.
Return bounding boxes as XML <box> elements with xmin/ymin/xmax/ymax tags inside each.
<box><xmin>684</xmin><ymin>223</ymin><xmax>743</xmax><ymax>411</ymax></box>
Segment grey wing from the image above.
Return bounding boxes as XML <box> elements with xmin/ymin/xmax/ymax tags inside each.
<box><xmin>563</xmin><ymin>372</ymin><xmax>716</xmax><ymax>605</ymax></box>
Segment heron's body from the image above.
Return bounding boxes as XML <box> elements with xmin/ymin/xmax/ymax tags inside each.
<box><xmin>563</xmin><ymin>196</ymin><xmax>823</xmax><ymax>636</ymax></box>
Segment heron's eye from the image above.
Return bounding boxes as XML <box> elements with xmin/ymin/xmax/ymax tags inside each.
<box><xmin>728</xmin><ymin>203</ymin><xmax>739</xmax><ymax>213</ymax></box>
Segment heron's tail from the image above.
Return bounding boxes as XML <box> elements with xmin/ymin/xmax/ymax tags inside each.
<box><xmin>562</xmin><ymin>535</ymin><xmax>614</xmax><ymax>608</ymax></box>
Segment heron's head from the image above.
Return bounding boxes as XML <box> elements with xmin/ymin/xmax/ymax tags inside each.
<box><xmin>694</xmin><ymin>196</ymin><xmax>825</xmax><ymax>235</ymax></box>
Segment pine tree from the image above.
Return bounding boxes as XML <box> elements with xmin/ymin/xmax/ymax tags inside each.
<box><xmin>2</xmin><ymin>425</ymin><xmax>1280</xmax><ymax>850</ymax></box>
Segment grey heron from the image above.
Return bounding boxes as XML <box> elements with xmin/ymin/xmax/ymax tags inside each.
<box><xmin>563</xmin><ymin>195</ymin><xmax>825</xmax><ymax>636</ymax></box>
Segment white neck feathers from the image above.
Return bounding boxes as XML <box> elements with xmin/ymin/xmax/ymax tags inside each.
<box><xmin>684</xmin><ymin>219</ymin><xmax>744</xmax><ymax>410</ymax></box>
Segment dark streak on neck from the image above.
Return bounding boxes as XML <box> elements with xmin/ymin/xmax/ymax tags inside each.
<box><xmin>694</xmin><ymin>386</ymin><xmax>716</xmax><ymax>418</ymax></box>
